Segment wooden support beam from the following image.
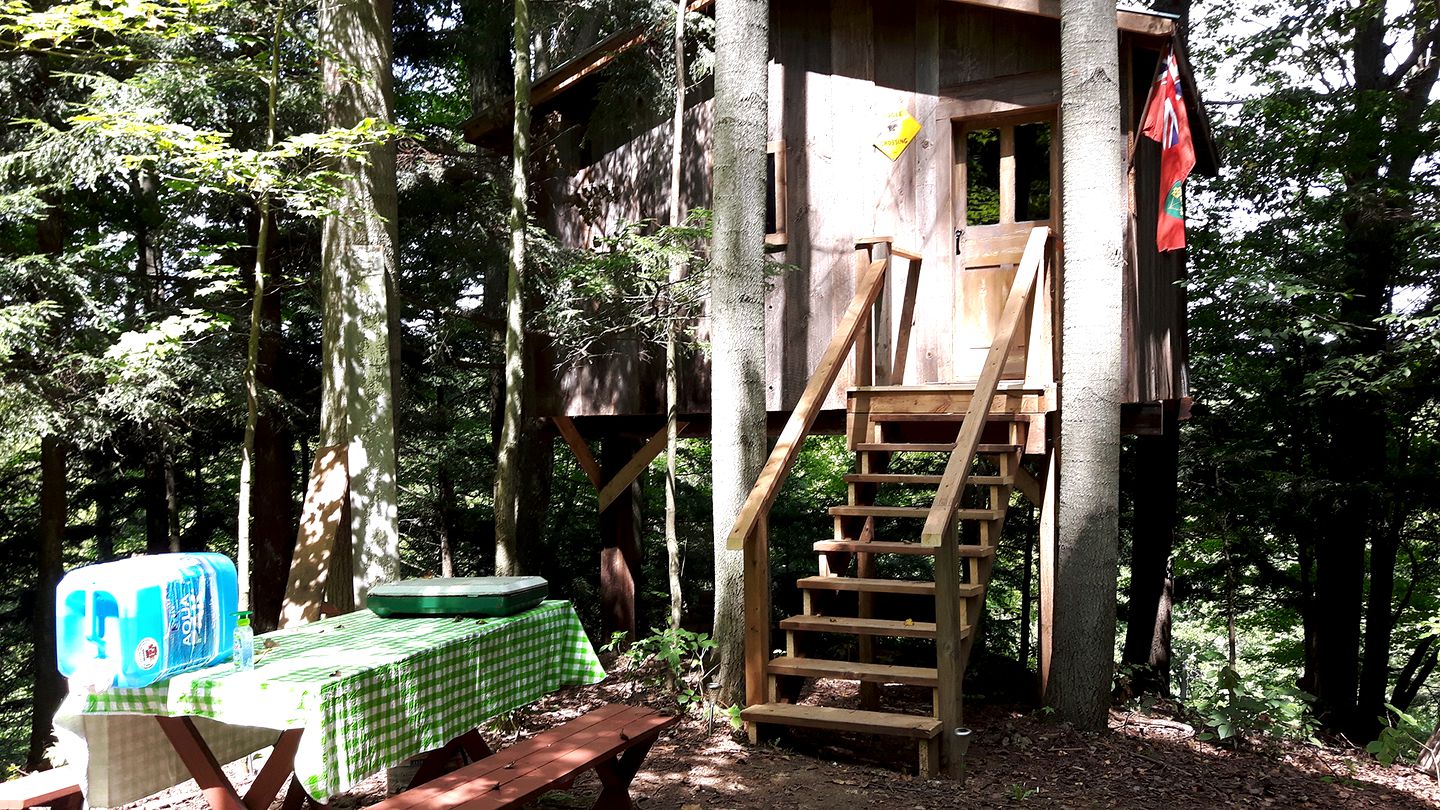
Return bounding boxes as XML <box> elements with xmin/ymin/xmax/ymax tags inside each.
<box><xmin>600</xmin><ymin>437</ymin><xmax>644</xmax><ymax>643</ymax></box>
<box><xmin>934</xmin><ymin>526</ymin><xmax>964</xmax><ymax>778</ymax></box>
<box><xmin>854</xmin><ymin>244</ymin><xmax>878</xmax><ymax>389</ymax></box>
<box><xmin>743</xmin><ymin>516</ymin><xmax>771</xmax><ymax>709</ymax></box>
<box><xmin>553</xmin><ymin>416</ymin><xmax>603</xmax><ymax>489</ymax></box>
<box><xmin>1037</xmin><ymin>446</ymin><xmax>1057</xmax><ymax>703</ymax></box>
<box><xmin>597</xmin><ymin>422</ymin><xmax>683</xmax><ymax>512</ymax></box>
<box><xmin>891</xmin><ymin>256</ymin><xmax>922</xmax><ymax>385</ymax></box>
<box><xmin>945</xmin><ymin>0</ymin><xmax>1172</xmax><ymax>37</ymax></box>
<box><xmin>1014</xmin><ymin>463</ymin><xmax>1043</xmax><ymax>507</ymax></box>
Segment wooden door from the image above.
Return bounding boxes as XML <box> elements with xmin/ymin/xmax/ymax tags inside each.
<box><xmin>952</xmin><ymin>114</ymin><xmax>1058</xmax><ymax>381</ymax></box>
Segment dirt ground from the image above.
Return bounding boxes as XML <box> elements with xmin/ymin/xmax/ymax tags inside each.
<box><xmin>123</xmin><ymin>671</ymin><xmax>1440</xmax><ymax>810</ymax></box>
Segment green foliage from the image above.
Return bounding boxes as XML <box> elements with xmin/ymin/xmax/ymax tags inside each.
<box><xmin>536</xmin><ymin>210</ymin><xmax>711</xmax><ymax>366</ymax></box>
<box><xmin>608</xmin><ymin>626</ymin><xmax>717</xmax><ymax>709</ymax></box>
<box><xmin>1191</xmin><ymin>665</ymin><xmax>1317</xmax><ymax>747</ymax></box>
<box><xmin>1367</xmin><ymin>703</ymin><xmax>1430</xmax><ymax>766</ymax></box>
<box><xmin>1006</xmin><ymin>783</ymin><xmax>1037</xmax><ymax>801</ymax></box>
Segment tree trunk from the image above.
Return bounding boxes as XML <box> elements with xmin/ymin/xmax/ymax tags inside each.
<box><xmin>493</xmin><ymin>0</ymin><xmax>531</xmax><ymax>577</ymax></box>
<box><xmin>1051</xmin><ymin>0</ymin><xmax>1126</xmax><ymax>730</ymax></box>
<box><xmin>1391</xmin><ymin>635</ymin><xmax>1436</xmax><ymax>712</ymax></box>
<box><xmin>144</xmin><ymin>431</ymin><xmax>178</xmax><ymax>553</ymax></box>
<box><xmin>709</xmin><ymin>0</ymin><xmax>769</xmax><ymax>703</ymax></box>
<box><xmin>665</xmin><ymin>0</ymin><xmax>688</xmax><ymax>631</ymax></box>
<box><xmin>1419</xmin><ymin>719</ymin><xmax>1440</xmax><ymax>781</ymax></box>
<box><xmin>319</xmin><ymin>0</ymin><xmax>401</xmax><ymax>605</ymax></box>
<box><xmin>250</xmin><ymin>218</ymin><xmax>296</xmax><ymax>634</ymax></box>
<box><xmin>28</xmin><ymin>194</ymin><xmax>68</xmax><ymax>769</ymax></box>
<box><xmin>515</xmin><ymin>418</ymin><xmax>553</xmax><ymax>576</ymax></box>
<box><xmin>28</xmin><ymin>436</ymin><xmax>67</xmax><ymax>768</ymax></box>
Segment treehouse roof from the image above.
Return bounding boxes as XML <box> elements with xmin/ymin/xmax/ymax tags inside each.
<box><xmin>459</xmin><ymin>0</ymin><xmax>1218</xmax><ymax>175</ymax></box>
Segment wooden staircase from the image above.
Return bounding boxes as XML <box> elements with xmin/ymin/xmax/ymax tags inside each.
<box><xmin>725</xmin><ymin>228</ymin><xmax>1055</xmax><ymax>779</ymax></box>
<box><xmin>741</xmin><ymin>385</ymin><xmax>1043</xmax><ymax>775</ymax></box>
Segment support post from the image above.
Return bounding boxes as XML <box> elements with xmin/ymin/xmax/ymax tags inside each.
<box><xmin>1037</xmin><ymin>443</ymin><xmax>1057</xmax><ymax>701</ymax></box>
<box><xmin>600</xmin><ymin>437</ymin><xmax>643</xmax><ymax>643</ymax></box>
<box><xmin>743</xmin><ymin>516</ymin><xmax>771</xmax><ymax>712</ymax></box>
<box><xmin>934</xmin><ymin>521</ymin><xmax>963</xmax><ymax>778</ymax></box>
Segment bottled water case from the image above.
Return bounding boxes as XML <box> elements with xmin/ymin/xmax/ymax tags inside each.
<box><xmin>56</xmin><ymin>553</ymin><xmax>239</xmax><ymax>689</ymax></box>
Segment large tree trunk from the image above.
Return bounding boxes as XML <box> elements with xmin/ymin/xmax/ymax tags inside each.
<box><xmin>28</xmin><ymin>436</ymin><xmax>67</xmax><ymax>768</ymax></box>
<box><xmin>143</xmin><ymin>429</ymin><xmax>178</xmax><ymax>553</ymax></box>
<box><xmin>28</xmin><ymin>195</ymin><xmax>69</xmax><ymax>769</ymax></box>
<box><xmin>493</xmin><ymin>0</ymin><xmax>531</xmax><ymax>577</ymax></box>
<box><xmin>1312</xmin><ymin>5</ymin><xmax>1432</xmax><ymax>740</ymax></box>
<box><xmin>1122</xmin><ymin>405</ymin><xmax>1178</xmax><ymax>695</ymax></box>
<box><xmin>319</xmin><ymin>0</ymin><xmax>401</xmax><ymax>606</ymax></box>
<box><xmin>709</xmin><ymin>0</ymin><xmax>769</xmax><ymax>703</ymax></box>
<box><xmin>1050</xmin><ymin>0</ymin><xmax>1126</xmax><ymax>730</ymax></box>
<box><xmin>250</xmin><ymin>219</ymin><xmax>296</xmax><ymax>633</ymax></box>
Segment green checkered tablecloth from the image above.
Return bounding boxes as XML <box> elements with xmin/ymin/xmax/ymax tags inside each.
<box><xmin>72</xmin><ymin>600</ymin><xmax>606</xmax><ymax>803</ymax></box>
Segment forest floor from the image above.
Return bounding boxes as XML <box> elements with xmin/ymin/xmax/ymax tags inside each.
<box><xmin>121</xmin><ymin>665</ymin><xmax>1440</xmax><ymax>810</ymax></box>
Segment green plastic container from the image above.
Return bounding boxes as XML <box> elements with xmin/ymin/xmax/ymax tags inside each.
<box><xmin>367</xmin><ymin>577</ymin><xmax>549</xmax><ymax>618</ymax></box>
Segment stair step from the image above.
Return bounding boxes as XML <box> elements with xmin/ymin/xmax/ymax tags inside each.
<box><xmin>850</xmin><ymin>382</ymin><xmax>1043</xmax><ymax>395</ymax></box>
<box><xmin>741</xmin><ymin>703</ymin><xmax>942</xmax><ymax>739</ymax></box>
<box><xmin>855</xmin><ymin>442</ymin><xmax>1022</xmax><ymax>454</ymax></box>
<box><xmin>865</xmin><ymin>412</ymin><xmax>1031</xmax><ymax>422</ymax></box>
<box><xmin>830</xmin><ymin>505</ymin><xmax>1003</xmax><ymax>520</ymax></box>
<box><xmin>814</xmin><ymin>540</ymin><xmax>997</xmax><ymax>558</ymax></box>
<box><xmin>796</xmin><ymin>576</ymin><xmax>937</xmax><ymax>596</ymax></box>
<box><xmin>781</xmin><ymin>614</ymin><xmax>954</xmax><ymax>639</ymax></box>
<box><xmin>767</xmin><ymin>656</ymin><xmax>939</xmax><ymax>687</ymax></box>
<box><xmin>844</xmin><ymin>473</ymin><xmax>1014</xmax><ymax>486</ymax></box>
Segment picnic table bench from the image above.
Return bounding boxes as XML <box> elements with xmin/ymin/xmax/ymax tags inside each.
<box><xmin>0</xmin><ymin>766</ymin><xmax>82</xmax><ymax>810</ymax></box>
<box><xmin>374</xmin><ymin>704</ymin><xmax>677</xmax><ymax>810</ymax></box>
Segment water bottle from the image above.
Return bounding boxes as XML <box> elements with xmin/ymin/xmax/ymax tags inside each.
<box><xmin>233</xmin><ymin>611</ymin><xmax>254</xmax><ymax>671</ymax></box>
<box><xmin>55</xmin><ymin>553</ymin><xmax>239</xmax><ymax>689</ymax></box>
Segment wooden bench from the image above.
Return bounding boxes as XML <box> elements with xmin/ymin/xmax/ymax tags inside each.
<box><xmin>0</xmin><ymin>766</ymin><xmax>82</xmax><ymax>810</ymax></box>
<box><xmin>371</xmin><ymin>704</ymin><xmax>677</xmax><ymax>810</ymax></box>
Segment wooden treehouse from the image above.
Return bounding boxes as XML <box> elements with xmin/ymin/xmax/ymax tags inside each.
<box><xmin>463</xmin><ymin>0</ymin><xmax>1218</xmax><ymax>780</ymax></box>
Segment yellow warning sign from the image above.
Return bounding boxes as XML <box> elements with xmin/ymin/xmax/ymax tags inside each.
<box><xmin>874</xmin><ymin>110</ymin><xmax>922</xmax><ymax>161</ymax></box>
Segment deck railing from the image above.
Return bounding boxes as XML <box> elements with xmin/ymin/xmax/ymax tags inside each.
<box><xmin>726</xmin><ymin>238</ymin><xmax>921</xmax><ymax>707</ymax></box>
<box><xmin>926</xmin><ymin>225</ymin><xmax>1050</xmax><ymax>774</ymax></box>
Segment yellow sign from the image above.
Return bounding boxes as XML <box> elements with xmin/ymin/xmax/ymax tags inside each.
<box><xmin>874</xmin><ymin>110</ymin><xmax>922</xmax><ymax>161</ymax></box>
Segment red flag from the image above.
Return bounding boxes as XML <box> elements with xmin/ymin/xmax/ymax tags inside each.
<box><xmin>1141</xmin><ymin>50</ymin><xmax>1196</xmax><ymax>252</ymax></box>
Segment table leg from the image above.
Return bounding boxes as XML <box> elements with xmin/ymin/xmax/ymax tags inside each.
<box><xmin>281</xmin><ymin>775</ymin><xmax>330</xmax><ymax>810</ymax></box>
<box><xmin>243</xmin><ymin>728</ymin><xmax>303</xmax><ymax>810</ymax></box>
<box><xmin>407</xmin><ymin>729</ymin><xmax>494</xmax><ymax>788</ymax></box>
<box><xmin>154</xmin><ymin>717</ymin><xmax>247</xmax><ymax>810</ymax></box>
<box><xmin>154</xmin><ymin>717</ymin><xmax>307</xmax><ymax>810</ymax></box>
<box><xmin>591</xmin><ymin>738</ymin><xmax>657</xmax><ymax>810</ymax></box>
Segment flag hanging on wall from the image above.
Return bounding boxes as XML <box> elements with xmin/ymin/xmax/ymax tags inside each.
<box><xmin>1140</xmin><ymin>49</ymin><xmax>1196</xmax><ymax>252</ymax></box>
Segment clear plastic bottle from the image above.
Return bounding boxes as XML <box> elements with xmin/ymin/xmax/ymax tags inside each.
<box><xmin>232</xmin><ymin>611</ymin><xmax>254</xmax><ymax>671</ymax></box>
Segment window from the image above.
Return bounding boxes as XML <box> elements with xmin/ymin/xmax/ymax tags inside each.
<box><xmin>956</xmin><ymin>118</ymin><xmax>1055</xmax><ymax>248</ymax></box>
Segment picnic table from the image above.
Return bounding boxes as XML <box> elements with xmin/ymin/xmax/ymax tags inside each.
<box><xmin>53</xmin><ymin>600</ymin><xmax>607</xmax><ymax>808</ymax></box>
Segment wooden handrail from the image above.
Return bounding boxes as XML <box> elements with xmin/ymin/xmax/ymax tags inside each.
<box><xmin>726</xmin><ymin>252</ymin><xmax>894</xmax><ymax>550</ymax></box>
<box><xmin>920</xmin><ymin>226</ymin><xmax>1050</xmax><ymax>547</ymax></box>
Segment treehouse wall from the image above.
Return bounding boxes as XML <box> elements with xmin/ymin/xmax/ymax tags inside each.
<box><xmin>533</xmin><ymin>0</ymin><xmax>1187</xmax><ymax>420</ymax></box>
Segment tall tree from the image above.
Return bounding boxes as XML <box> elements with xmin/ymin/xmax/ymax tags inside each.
<box><xmin>319</xmin><ymin>0</ymin><xmax>403</xmax><ymax>603</ymax></box>
<box><xmin>492</xmin><ymin>0</ymin><xmax>530</xmax><ymax>576</ymax></box>
<box><xmin>1051</xmin><ymin>0</ymin><xmax>1126</xmax><ymax>729</ymax></box>
<box><xmin>1193</xmin><ymin>0</ymin><xmax>1440</xmax><ymax>739</ymax></box>
<box><xmin>665</xmin><ymin>0</ymin><xmax>689</xmax><ymax>631</ymax></box>
<box><xmin>709</xmin><ymin>0</ymin><xmax>769</xmax><ymax>701</ymax></box>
